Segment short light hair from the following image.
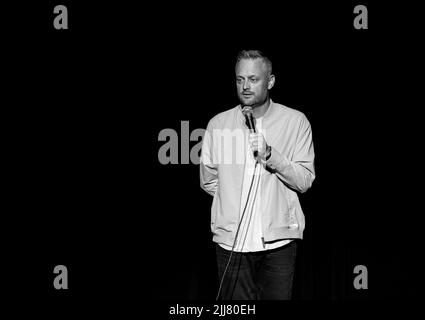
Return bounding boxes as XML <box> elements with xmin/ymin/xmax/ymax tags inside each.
<box><xmin>235</xmin><ymin>50</ymin><xmax>273</xmax><ymax>76</ymax></box>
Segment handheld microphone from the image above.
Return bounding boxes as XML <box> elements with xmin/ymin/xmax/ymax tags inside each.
<box><xmin>242</xmin><ymin>106</ymin><xmax>258</xmax><ymax>157</ymax></box>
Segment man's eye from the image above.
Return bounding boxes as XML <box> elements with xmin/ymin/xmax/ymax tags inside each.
<box><xmin>236</xmin><ymin>79</ymin><xmax>243</xmax><ymax>83</ymax></box>
<box><xmin>250</xmin><ymin>79</ymin><xmax>257</xmax><ymax>83</ymax></box>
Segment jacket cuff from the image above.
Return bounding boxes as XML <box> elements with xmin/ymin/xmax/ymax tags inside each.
<box><xmin>266</xmin><ymin>146</ymin><xmax>290</xmax><ymax>171</ymax></box>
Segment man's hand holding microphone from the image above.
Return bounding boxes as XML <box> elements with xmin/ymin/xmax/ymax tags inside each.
<box><xmin>242</xmin><ymin>106</ymin><xmax>272</xmax><ymax>161</ymax></box>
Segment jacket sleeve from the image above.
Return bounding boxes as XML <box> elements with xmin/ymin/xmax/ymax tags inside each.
<box><xmin>266</xmin><ymin>114</ymin><xmax>315</xmax><ymax>193</ymax></box>
<box><xmin>200</xmin><ymin>119</ymin><xmax>218</xmax><ymax>196</ymax></box>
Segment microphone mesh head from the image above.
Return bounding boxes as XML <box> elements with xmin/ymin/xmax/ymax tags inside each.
<box><xmin>242</xmin><ymin>106</ymin><xmax>253</xmax><ymax>116</ymax></box>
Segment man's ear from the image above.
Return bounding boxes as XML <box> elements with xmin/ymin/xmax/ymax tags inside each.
<box><xmin>268</xmin><ymin>75</ymin><xmax>275</xmax><ymax>90</ymax></box>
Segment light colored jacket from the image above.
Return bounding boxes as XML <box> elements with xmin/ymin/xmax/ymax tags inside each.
<box><xmin>200</xmin><ymin>100</ymin><xmax>315</xmax><ymax>247</ymax></box>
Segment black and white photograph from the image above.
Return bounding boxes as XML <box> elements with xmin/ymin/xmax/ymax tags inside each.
<box><xmin>4</xmin><ymin>1</ymin><xmax>423</xmax><ymax>317</ymax></box>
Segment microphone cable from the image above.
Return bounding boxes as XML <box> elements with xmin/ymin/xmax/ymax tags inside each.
<box><xmin>215</xmin><ymin>160</ymin><xmax>259</xmax><ymax>301</ymax></box>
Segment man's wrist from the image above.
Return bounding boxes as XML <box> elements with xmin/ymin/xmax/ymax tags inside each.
<box><xmin>265</xmin><ymin>144</ymin><xmax>272</xmax><ymax>160</ymax></box>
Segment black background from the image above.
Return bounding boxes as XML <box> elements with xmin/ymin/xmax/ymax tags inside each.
<box><xmin>4</xmin><ymin>0</ymin><xmax>423</xmax><ymax>315</ymax></box>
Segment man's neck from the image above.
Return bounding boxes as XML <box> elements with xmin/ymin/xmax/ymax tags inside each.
<box><xmin>252</xmin><ymin>98</ymin><xmax>270</xmax><ymax>119</ymax></box>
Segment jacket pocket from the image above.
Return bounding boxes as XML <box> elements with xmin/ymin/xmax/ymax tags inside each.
<box><xmin>211</xmin><ymin>190</ymin><xmax>219</xmax><ymax>227</ymax></box>
<box><xmin>267</xmin><ymin>183</ymin><xmax>292</xmax><ymax>228</ymax></box>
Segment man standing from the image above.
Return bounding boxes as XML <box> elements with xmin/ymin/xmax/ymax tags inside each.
<box><xmin>200</xmin><ymin>50</ymin><xmax>315</xmax><ymax>300</ymax></box>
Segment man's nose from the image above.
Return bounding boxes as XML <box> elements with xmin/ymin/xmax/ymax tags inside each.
<box><xmin>243</xmin><ymin>79</ymin><xmax>250</xmax><ymax>90</ymax></box>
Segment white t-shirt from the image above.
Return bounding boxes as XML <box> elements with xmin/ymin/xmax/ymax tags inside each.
<box><xmin>219</xmin><ymin>117</ymin><xmax>292</xmax><ymax>252</ymax></box>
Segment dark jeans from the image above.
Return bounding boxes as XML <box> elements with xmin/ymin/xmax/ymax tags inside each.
<box><xmin>216</xmin><ymin>241</ymin><xmax>297</xmax><ymax>300</ymax></box>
